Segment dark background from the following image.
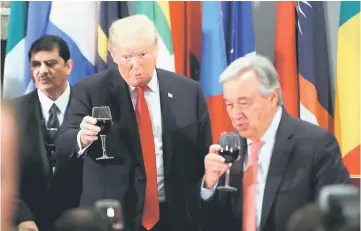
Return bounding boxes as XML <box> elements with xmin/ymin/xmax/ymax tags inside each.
<box><xmin>1</xmin><ymin>39</ymin><xmax>6</xmax><ymax>86</ymax></box>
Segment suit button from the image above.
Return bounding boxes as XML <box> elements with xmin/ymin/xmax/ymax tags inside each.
<box><xmin>138</xmin><ymin>178</ymin><xmax>145</xmax><ymax>184</ymax></box>
<box><xmin>136</xmin><ymin>208</ymin><xmax>141</xmax><ymax>213</ymax></box>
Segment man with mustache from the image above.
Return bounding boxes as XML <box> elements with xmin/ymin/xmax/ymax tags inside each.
<box><xmin>12</xmin><ymin>35</ymin><xmax>83</xmax><ymax>231</ymax></box>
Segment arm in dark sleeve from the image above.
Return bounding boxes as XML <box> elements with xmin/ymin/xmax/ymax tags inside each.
<box><xmin>187</xmin><ymin>84</ymin><xmax>232</xmax><ymax>230</ymax></box>
<box><xmin>187</xmin><ymin>177</ymin><xmax>231</xmax><ymax>231</ymax></box>
<box><xmin>10</xmin><ymin>101</ymin><xmax>35</xmax><ymax>226</ymax></box>
<box><xmin>13</xmin><ymin>199</ymin><xmax>34</xmax><ymax>226</ymax></box>
<box><xmin>56</xmin><ymin>83</ymin><xmax>92</xmax><ymax>161</ymax></box>
<box><xmin>313</xmin><ymin>132</ymin><xmax>351</xmax><ymax>196</ymax></box>
<box><xmin>195</xmin><ymin>83</ymin><xmax>213</xmax><ymax>181</ymax></box>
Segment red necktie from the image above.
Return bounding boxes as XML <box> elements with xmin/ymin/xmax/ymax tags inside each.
<box><xmin>135</xmin><ymin>87</ymin><xmax>159</xmax><ymax>230</ymax></box>
<box><xmin>242</xmin><ymin>141</ymin><xmax>264</xmax><ymax>231</ymax></box>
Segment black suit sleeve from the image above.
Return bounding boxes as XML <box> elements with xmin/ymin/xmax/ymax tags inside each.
<box><xmin>187</xmin><ymin>84</ymin><xmax>231</xmax><ymax>230</ymax></box>
<box><xmin>187</xmin><ymin>179</ymin><xmax>233</xmax><ymax>231</ymax></box>
<box><xmin>13</xmin><ymin>199</ymin><xmax>34</xmax><ymax>225</ymax></box>
<box><xmin>313</xmin><ymin>132</ymin><xmax>351</xmax><ymax>196</ymax></box>
<box><xmin>56</xmin><ymin>83</ymin><xmax>92</xmax><ymax>160</ymax></box>
<box><xmin>10</xmin><ymin>99</ymin><xmax>35</xmax><ymax>226</ymax></box>
<box><xmin>195</xmin><ymin>83</ymin><xmax>213</xmax><ymax>181</ymax></box>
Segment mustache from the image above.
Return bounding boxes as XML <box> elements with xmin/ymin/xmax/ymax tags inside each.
<box><xmin>36</xmin><ymin>74</ymin><xmax>53</xmax><ymax>80</ymax></box>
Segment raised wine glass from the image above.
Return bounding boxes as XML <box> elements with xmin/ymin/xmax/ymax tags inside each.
<box><xmin>92</xmin><ymin>106</ymin><xmax>113</xmax><ymax>160</ymax></box>
<box><xmin>217</xmin><ymin>132</ymin><xmax>241</xmax><ymax>192</ymax></box>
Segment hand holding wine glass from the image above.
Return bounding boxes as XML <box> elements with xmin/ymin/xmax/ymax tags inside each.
<box><xmin>217</xmin><ymin>132</ymin><xmax>241</xmax><ymax>191</ymax></box>
<box><xmin>92</xmin><ymin>106</ymin><xmax>113</xmax><ymax>160</ymax></box>
<box><xmin>79</xmin><ymin>116</ymin><xmax>100</xmax><ymax>148</ymax></box>
<box><xmin>203</xmin><ymin>144</ymin><xmax>231</xmax><ymax>189</ymax></box>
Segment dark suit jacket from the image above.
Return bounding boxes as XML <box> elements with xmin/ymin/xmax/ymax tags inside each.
<box><xmin>187</xmin><ymin>110</ymin><xmax>351</xmax><ymax>231</ymax></box>
<box><xmin>55</xmin><ymin>68</ymin><xmax>213</xmax><ymax>231</ymax></box>
<box><xmin>12</xmin><ymin>90</ymin><xmax>83</xmax><ymax>231</ymax></box>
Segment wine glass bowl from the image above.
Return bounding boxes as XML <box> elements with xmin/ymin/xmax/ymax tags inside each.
<box><xmin>217</xmin><ymin>132</ymin><xmax>241</xmax><ymax>192</ymax></box>
<box><xmin>92</xmin><ymin>106</ymin><xmax>113</xmax><ymax>160</ymax></box>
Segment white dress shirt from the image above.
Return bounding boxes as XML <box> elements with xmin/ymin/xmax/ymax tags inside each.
<box><xmin>37</xmin><ymin>81</ymin><xmax>71</xmax><ymax>125</ymax></box>
<box><xmin>200</xmin><ymin>106</ymin><xmax>283</xmax><ymax>230</ymax></box>
<box><xmin>77</xmin><ymin>69</ymin><xmax>166</xmax><ymax>202</ymax></box>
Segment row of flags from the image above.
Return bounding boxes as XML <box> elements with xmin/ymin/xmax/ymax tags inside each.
<box><xmin>274</xmin><ymin>1</ymin><xmax>360</xmax><ymax>178</ymax></box>
<box><xmin>200</xmin><ymin>1</ymin><xmax>255</xmax><ymax>142</ymax></box>
<box><xmin>3</xmin><ymin>1</ymin><xmax>359</xmax><ymax>178</ymax></box>
<box><xmin>334</xmin><ymin>2</ymin><xmax>360</xmax><ymax>178</ymax></box>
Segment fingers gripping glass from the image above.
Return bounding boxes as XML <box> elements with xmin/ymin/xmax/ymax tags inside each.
<box><xmin>217</xmin><ymin>132</ymin><xmax>241</xmax><ymax>192</ymax></box>
<box><xmin>92</xmin><ymin>106</ymin><xmax>113</xmax><ymax>160</ymax></box>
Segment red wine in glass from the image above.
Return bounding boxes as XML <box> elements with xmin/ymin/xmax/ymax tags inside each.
<box><xmin>96</xmin><ymin>118</ymin><xmax>112</xmax><ymax>135</ymax></box>
<box><xmin>219</xmin><ymin>146</ymin><xmax>240</xmax><ymax>163</ymax></box>
<box><xmin>217</xmin><ymin>132</ymin><xmax>241</xmax><ymax>192</ymax></box>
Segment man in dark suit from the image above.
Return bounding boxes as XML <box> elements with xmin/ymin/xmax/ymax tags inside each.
<box><xmin>187</xmin><ymin>55</ymin><xmax>350</xmax><ymax>231</ymax></box>
<box><xmin>56</xmin><ymin>15</ymin><xmax>212</xmax><ymax>231</ymax></box>
<box><xmin>12</xmin><ymin>35</ymin><xmax>82</xmax><ymax>231</ymax></box>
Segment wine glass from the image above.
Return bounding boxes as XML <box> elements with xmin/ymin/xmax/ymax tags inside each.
<box><xmin>217</xmin><ymin>132</ymin><xmax>241</xmax><ymax>192</ymax></box>
<box><xmin>92</xmin><ymin>106</ymin><xmax>113</xmax><ymax>160</ymax></box>
<box><xmin>94</xmin><ymin>199</ymin><xmax>124</xmax><ymax>231</ymax></box>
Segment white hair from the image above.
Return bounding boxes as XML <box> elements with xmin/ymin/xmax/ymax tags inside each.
<box><xmin>108</xmin><ymin>14</ymin><xmax>158</xmax><ymax>50</ymax></box>
<box><xmin>219</xmin><ymin>54</ymin><xmax>283</xmax><ymax>106</ymax></box>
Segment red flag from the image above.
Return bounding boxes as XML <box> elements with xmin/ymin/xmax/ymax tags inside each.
<box><xmin>170</xmin><ymin>1</ymin><xmax>202</xmax><ymax>81</ymax></box>
<box><xmin>274</xmin><ymin>1</ymin><xmax>299</xmax><ymax>117</ymax></box>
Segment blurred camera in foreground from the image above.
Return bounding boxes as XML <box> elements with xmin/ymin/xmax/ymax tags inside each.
<box><xmin>287</xmin><ymin>184</ymin><xmax>360</xmax><ymax>231</ymax></box>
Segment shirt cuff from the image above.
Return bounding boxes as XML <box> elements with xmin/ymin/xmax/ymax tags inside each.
<box><xmin>77</xmin><ymin>130</ymin><xmax>92</xmax><ymax>157</ymax></box>
<box><xmin>200</xmin><ymin>177</ymin><xmax>218</xmax><ymax>201</ymax></box>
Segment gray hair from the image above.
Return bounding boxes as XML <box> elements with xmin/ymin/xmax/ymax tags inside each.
<box><xmin>219</xmin><ymin>54</ymin><xmax>283</xmax><ymax>106</ymax></box>
<box><xmin>108</xmin><ymin>14</ymin><xmax>158</xmax><ymax>50</ymax></box>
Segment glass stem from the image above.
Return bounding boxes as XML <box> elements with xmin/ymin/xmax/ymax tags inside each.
<box><xmin>225</xmin><ymin>168</ymin><xmax>231</xmax><ymax>186</ymax></box>
<box><xmin>100</xmin><ymin>135</ymin><xmax>106</xmax><ymax>156</ymax></box>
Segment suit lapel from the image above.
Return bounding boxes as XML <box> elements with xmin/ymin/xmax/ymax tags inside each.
<box><xmin>260</xmin><ymin>111</ymin><xmax>296</xmax><ymax>230</ymax></box>
<box><xmin>26</xmin><ymin>92</ymin><xmax>52</xmax><ymax>182</ymax></box>
<box><xmin>63</xmin><ymin>86</ymin><xmax>72</xmax><ymax>122</ymax></box>
<box><xmin>157</xmin><ymin>69</ymin><xmax>177</xmax><ymax>177</ymax></box>
<box><xmin>109</xmin><ymin>69</ymin><xmax>177</xmax><ymax>174</ymax></box>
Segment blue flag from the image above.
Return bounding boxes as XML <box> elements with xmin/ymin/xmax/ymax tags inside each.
<box><xmin>222</xmin><ymin>1</ymin><xmax>256</xmax><ymax>64</ymax></box>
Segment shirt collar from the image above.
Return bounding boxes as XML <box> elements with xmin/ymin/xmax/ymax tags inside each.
<box><xmin>128</xmin><ymin>69</ymin><xmax>158</xmax><ymax>93</ymax></box>
<box><xmin>247</xmin><ymin>106</ymin><xmax>283</xmax><ymax>145</ymax></box>
<box><xmin>37</xmin><ymin>81</ymin><xmax>71</xmax><ymax>114</ymax></box>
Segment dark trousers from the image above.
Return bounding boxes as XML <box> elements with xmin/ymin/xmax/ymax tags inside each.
<box><xmin>140</xmin><ymin>202</ymin><xmax>169</xmax><ymax>231</ymax></box>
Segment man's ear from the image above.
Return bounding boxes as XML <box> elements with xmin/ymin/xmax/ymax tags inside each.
<box><xmin>64</xmin><ymin>59</ymin><xmax>74</xmax><ymax>76</ymax></box>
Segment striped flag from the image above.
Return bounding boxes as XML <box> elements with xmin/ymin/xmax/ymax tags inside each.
<box><xmin>275</xmin><ymin>2</ymin><xmax>333</xmax><ymax>133</ymax></box>
<box><xmin>274</xmin><ymin>1</ymin><xmax>299</xmax><ymax>118</ymax></box>
<box><xmin>200</xmin><ymin>1</ymin><xmax>256</xmax><ymax>142</ymax></box>
<box><xmin>169</xmin><ymin>1</ymin><xmax>202</xmax><ymax>81</ymax></box>
<box><xmin>3</xmin><ymin>1</ymin><xmax>98</xmax><ymax>98</ymax></box>
<box><xmin>96</xmin><ymin>2</ymin><xmax>129</xmax><ymax>72</ymax></box>
<box><xmin>297</xmin><ymin>1</ymin><xmax>334</xmax><ymax>133</ymax></box>
<box><xmin>222</xmin><ymin>1</ymin><xmax>256</xmax><ymax>63</ymax></box>
<box><xmin>135</xmin><ymin>1</ymin><xmax>175</xmax><ymax>72</ymax></box>
<box><xmin>200</xmin><ymin>1</ymin><xmax>232</xmax><ymax>142</ymax></box>
<box><xmin>3</xmin><ymin>1</ymin><xmax>27</xmax><ymax>98</ymax></box>
<box><xmin>334</xmin><ymin>1</ymin><xmax>360</xmax><ymax>181</ymax></box>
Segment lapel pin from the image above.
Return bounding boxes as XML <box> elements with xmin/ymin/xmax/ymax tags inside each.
<box><xmin>168</xmin><ymin>92</ymin><xmax>173</xmax><ymax>98</ymax></box>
